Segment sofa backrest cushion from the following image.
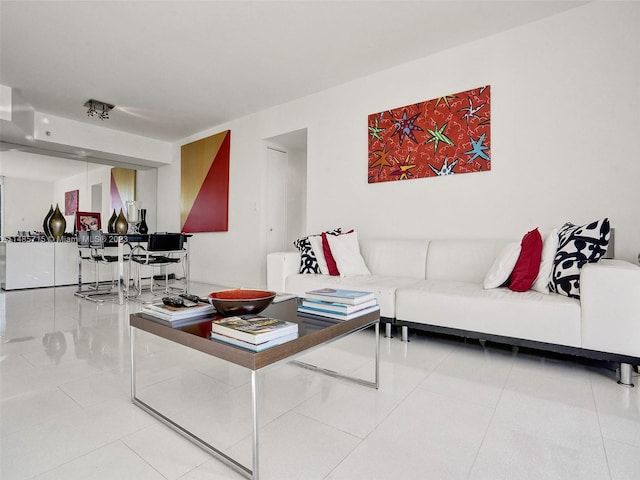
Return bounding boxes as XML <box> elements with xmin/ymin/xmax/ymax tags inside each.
<box><xmin>359</xmin><ymin>239</ymin><xmax>429</xmax><ymax>279</ymax></box>
<box><xmin>426</xmin><ymin>239</ymin><xmax>511</xmax><ymax>283</ymax></box>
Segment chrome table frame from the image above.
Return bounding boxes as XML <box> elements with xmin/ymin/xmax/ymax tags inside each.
<box><xmin>130</xmin><ymin>302</ymin><xmax>379</xmax><ymax>480</ymax></box>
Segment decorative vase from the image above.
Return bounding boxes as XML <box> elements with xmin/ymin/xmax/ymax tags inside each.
<box><xmin>138</xmin><ymin>209</ymin><xmax>149</xmax><ymax>234</ymax></box>
<box><xmin>114</xmin><ymin>208</ymin><xmax>128</xmax><ymax>234</ymax></box>
<box><xmin>48</xmin><ymin>204</ymin><xmax>66</xmax><ymax>241</ymax></box>
<box><xmin>107</xmin><ymin>209</ymin><xmax>117</xmax><ymax>233</ymax></box>
<box><xmin>43</xmin><ymin>205</ymin><xmax>54</xmax><ymax>238</ymax></box>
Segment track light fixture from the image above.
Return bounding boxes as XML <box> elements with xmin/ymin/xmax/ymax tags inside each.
<box><xmin>84</xmin><ymin>99</ymin><xmax>114</xmax><ymax>120</ymax></box>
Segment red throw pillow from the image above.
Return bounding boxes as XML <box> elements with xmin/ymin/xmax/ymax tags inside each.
<box><xmin>509</xmin><ymin>228</ymin><xmax>543</xmax><ymax>292</ymax></box>
<box><xmin>322</xmin><ymin>229</ymin><xmax>354</xmax><ymax>276</ymax></box>
<box><xmin>322</xmin><ymin>232</ymin><xmax>340</xmax><ymax>276</ymax></box>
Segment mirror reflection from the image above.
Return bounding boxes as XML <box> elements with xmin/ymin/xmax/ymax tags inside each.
<box><xmin>0</xmin><ymin>151</ymin><xmax>157</xmax><ymax>240</ymax></box>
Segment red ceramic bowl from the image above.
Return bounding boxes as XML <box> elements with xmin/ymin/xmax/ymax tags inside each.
<box><xmin>208</xmin><ymin>289</ymin><xmax>276</xmax><ymax>316</ymax></box>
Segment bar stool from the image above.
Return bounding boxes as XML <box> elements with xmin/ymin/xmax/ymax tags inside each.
<box><xmin>128</xmin><ymin>233</ymin><xmax>187</xmax><ymax>301</ymax></box>
<box><xmin>76</xmin><ymin>230</ymin><xmax>127</xmax><ymax>303</ymax></box>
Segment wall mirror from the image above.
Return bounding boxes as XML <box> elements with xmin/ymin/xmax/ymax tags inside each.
<box><xmin>0</xmin><ymin>148</ymin><xmax>158</xmax><ymax>238</ymax></box>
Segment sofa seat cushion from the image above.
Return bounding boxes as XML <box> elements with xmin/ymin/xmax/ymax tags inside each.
<box><xmin>285</xmin><ymin>273</ymin><xmax>421</xmax><ymax>319</ymax></box>
<box><xmin>395</xmin><ymin>280</ymin><xmax>581</xmax><ymax>347</ymax></box>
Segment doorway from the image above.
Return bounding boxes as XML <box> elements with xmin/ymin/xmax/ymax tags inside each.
<box><xmin>265</xmin><ymin>129</ymin><xmax>307</xmax><ymax>254</ymax></box>
<box><xmin>91</xmin><ymin>183</ymin><xmax>101</xmax><ymax>212</ymax></box>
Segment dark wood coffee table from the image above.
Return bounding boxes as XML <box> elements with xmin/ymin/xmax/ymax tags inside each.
<box><xmin>129</xmin><ymin>297</ymin><xmax>380</xmax><ymax>480</ymax></box>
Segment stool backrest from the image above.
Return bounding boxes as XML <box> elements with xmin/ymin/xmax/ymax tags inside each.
<box><xmin>147</xmin><ymin>233</ymin><xmax>184</xmax><ymax>252</ymax></box>
<box><xmin>77</xmin><ymin>230</ymin><xmax>90</xmax><ymax>248</ymax></box>
<box><xmin>89</xmin><ymin>230</ymin><xmax>105</xmax><ymax>249</ymax></box>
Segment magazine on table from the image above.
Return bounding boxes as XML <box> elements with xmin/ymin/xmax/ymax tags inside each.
<box><xmin>273</xmin><ymin>292</ymin><xmax>298</xmax><ymax>303</ymax></box>
<box><xmin>300</xmin><ymin>298</ymin><xmax>378</xmax><ymax>314</ymax></box>
<box><xmin>142</xmin><ymin>301</ymin><xmax>215</xmax><ymax>321</ymax></box>
<box><xmin>296</xmin><ymin>304</ymin><xmax>380</xmax><ymax>321</ymax></box>
<box><xmin>304</xmin><ymin>288</ymin><xmax>375</xmax><ymax>305</ymax></box>
<box><xmin>210</xmin><ymin>331</ymin><xmax>299</xmax><ymax>351</ymax></box>
<box><xmin>211</xmin><ymin>314</ymin><xmax>299</xmax><ymax>344</ymax></box>
<box><xmin>140</xmin><ymin>310</ymin><xmax>214</xmax><ymax>327</ymax></box>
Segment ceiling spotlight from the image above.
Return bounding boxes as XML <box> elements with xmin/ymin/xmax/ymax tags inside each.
<box><xmin>84</xmin><ymin>99</ymin><xmax>114</xmax><ymax>120</ymax></box>
<box><xmin>99</xmin><ymin>105</ymin><xmax>109</xmax><ymax>120</ymax></box>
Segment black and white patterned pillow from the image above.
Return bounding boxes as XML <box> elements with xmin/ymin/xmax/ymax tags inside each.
<box><xmin>548</xmin><ymin>218</ymin><xmax>610</xmax><ymax>299</ymax></box>
<box><xmin>293</xmin><ymin>236</ymin><xmax>320</xmax><ymax>273</ymax></box>
<box><xmin>293</xmin><ymin>228</ymin><xmax>341</xmax><ymax>274</ymax></box>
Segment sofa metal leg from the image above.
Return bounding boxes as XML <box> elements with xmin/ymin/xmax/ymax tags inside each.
<box><xmin>401</xmin><ymin>326</ymin><xmax>409</xmax><ymax>342</ymax></box>
<box><xmin>618</xmin><ymin>363</ymin><xmax>635</xmax><ymax>387</ymax></box>
<box><xmin>385</xmin><ymin>323</ymin><xmax>393</xmax><ymax>338</ymax></box>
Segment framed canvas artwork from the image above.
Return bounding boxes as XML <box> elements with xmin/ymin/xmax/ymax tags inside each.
<box><xmin>180</xmin><ymin>130</ymin><xmax>230</xmax><ymax>233</ymax></box>
<box><xmin>65</xmin><ymin>189</ymin><xmax>79</xmax><ymax>215</ymax></box>
<box><xmin>368</xmin><ymin>85</ymin><xmax>491</xmax><ymax>183</ymax></box>
<box><xmin>75</xmin><ymin>211</ymin><xmax>101</xmax><ymax>231</ymax></box>
<box><xmin>110</xmin><ymin>167</ymin><xmax>136</xmax><ymax>214</ymax></box>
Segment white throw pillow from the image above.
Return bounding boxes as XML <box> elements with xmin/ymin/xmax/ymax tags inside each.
<box><xmin>483</xmin><ymin>242</ymin><xmax>521</xmax><ymax>289</ymax></box>
<box><xmin>531</xmin><ymin>228</ymin><xmax>559</xmax><ymax>294</ymax></box>
<box><xmin>326</xmin><ymin>231</ymin><xmax>371</xmax><ymax>277</ymax></box>
<box><xmin>308</xmin><ymin>235</ymin><xmax>330</xmax><ymax>274</ymax></box>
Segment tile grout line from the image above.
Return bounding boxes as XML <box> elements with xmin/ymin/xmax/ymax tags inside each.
<box><xmin>464</xmin><ymin>349</ymin><xmax>516</xmax><ymax>480</ymax></box>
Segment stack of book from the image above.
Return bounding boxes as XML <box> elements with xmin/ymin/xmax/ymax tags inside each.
<box><xmin>141</xmin><ymin>302</ymin><xmax>215</xmax><ymax>327</ymax></box>
<box><xmin>210</xmin><ymin>314</ymin><xmax>299</xmax><ymax>351</ymax></box>
<box><xmin>297</xmin><ymin>288</ymin><xmax>379</xmax><ymax>320</ymax></box>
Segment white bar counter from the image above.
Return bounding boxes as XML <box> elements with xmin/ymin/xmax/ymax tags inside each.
<box><xmin>0</xmin><ymin>241</ymin><xmax>79</xmax><ymax>290</ymax></box>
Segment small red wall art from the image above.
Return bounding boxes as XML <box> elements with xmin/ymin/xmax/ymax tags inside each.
<box><xmin>368</xmin><ymin>85</ymin><xmax>490</xmax><ymax>183</ymax></box>
<box><xmin>64</xmin><ymin>189</ymin><xmax>79</xmax><ymax>215</ymax></box>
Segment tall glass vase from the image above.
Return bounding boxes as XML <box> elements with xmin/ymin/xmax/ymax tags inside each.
<box><xmin>126</xmin><ymin>200</ymin><xmax>140</xmax><ymax>233</ymax></box>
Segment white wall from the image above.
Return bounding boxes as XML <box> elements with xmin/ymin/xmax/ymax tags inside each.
<box><xmin>160</xmin><ymin>1</ymin><xmax>639</xmax><ymax>288</ymax></box>
<box><xmin>3</xmin><ymin>177</ymin><xmax>54</xmax><ymax>234</ymax></box>
<box><xmin>55</xmin><ymin>166</ymin><xmax>111</xmax><ymax>229</ymax></box>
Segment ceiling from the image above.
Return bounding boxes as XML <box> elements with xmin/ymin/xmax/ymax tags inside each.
<box><xmin>0</xmin><ymin>151</ymin><xmax>103</xmax><ymax>182</ymax></box>
<box><xmin>0</xmin><ymin>0</ymin><xmax>587</xmax><ymax>144</ymax></box>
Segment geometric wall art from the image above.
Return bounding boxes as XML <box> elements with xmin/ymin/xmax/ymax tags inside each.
<box><xmin>180</xmin><ymin>130</ymin><xmax>230</xmax><ymax>233</ymax></box>
<box><xmin>110</xmin><ymin>167</ymin><xmax>136</xmax><ymax>214</ymax></box>
<box><xmin>368</xmin><ymin>85</ymin><xmax>490</xmax><ymax>183</ymax></box>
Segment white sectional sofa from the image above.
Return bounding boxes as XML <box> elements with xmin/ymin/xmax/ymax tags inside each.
<box><xmin>267</xmin><ymin>238</ymin><xmax>640</xmax><ymax>385</ymax></box>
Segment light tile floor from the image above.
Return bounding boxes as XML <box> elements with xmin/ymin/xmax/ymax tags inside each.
<box><xmin>1</xmin><ymin>283</ymin><xmax>639</xmax><ymax>479</ymax></box>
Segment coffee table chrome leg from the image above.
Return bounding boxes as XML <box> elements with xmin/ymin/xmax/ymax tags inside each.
<box><xmin>130</xmin><ymin>326</ymin><xmax>256</xmax><ymax>479</ymax></box>
<box><xmin>293</xmin><ymin>321</ymin><xmax>380</xmax><ymax>389</ymax></box>
<box><xmin>251</xmin><ymin>370</ymin><xmax>259</xmax><ymax>480</ymax></box>
<box><xmin>375</xmin><ymin>322</ymin><xmax>380</xmax><ymax>389</ymax></box>
<box><xmin>130</xmin><ymin>326</ymin><xmax>136</xmax><ymax>401</ymax></box>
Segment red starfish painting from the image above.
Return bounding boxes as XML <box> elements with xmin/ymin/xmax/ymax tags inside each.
<box><xmin>368</xmin><ymin>86</ymin><xmax>491</xmax><ymax>183</ymax></box>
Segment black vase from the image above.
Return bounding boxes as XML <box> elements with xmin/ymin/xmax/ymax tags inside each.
<box><xmin>43</xmin><ymin>205</ymin><xmax>54</xmax><ymax>238</ymax></box>
<box><xmin>114</xmin><ymin>209</ymin><xmax>128</xmax><ymax>234</ymax></box>
<box><xmin>107</xmin><ymin>209</ymin><xmax>117</xmax><ymax>233</ymax></box>
<box><xmin>48</xmin><ymin>204</ymin><xmax>66</xmax><ymax>241</ymax></box>
<box><xmin>138</xmin><ymin>209</ymin><xmax>148</xmax><ymax>234</ymax></box>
